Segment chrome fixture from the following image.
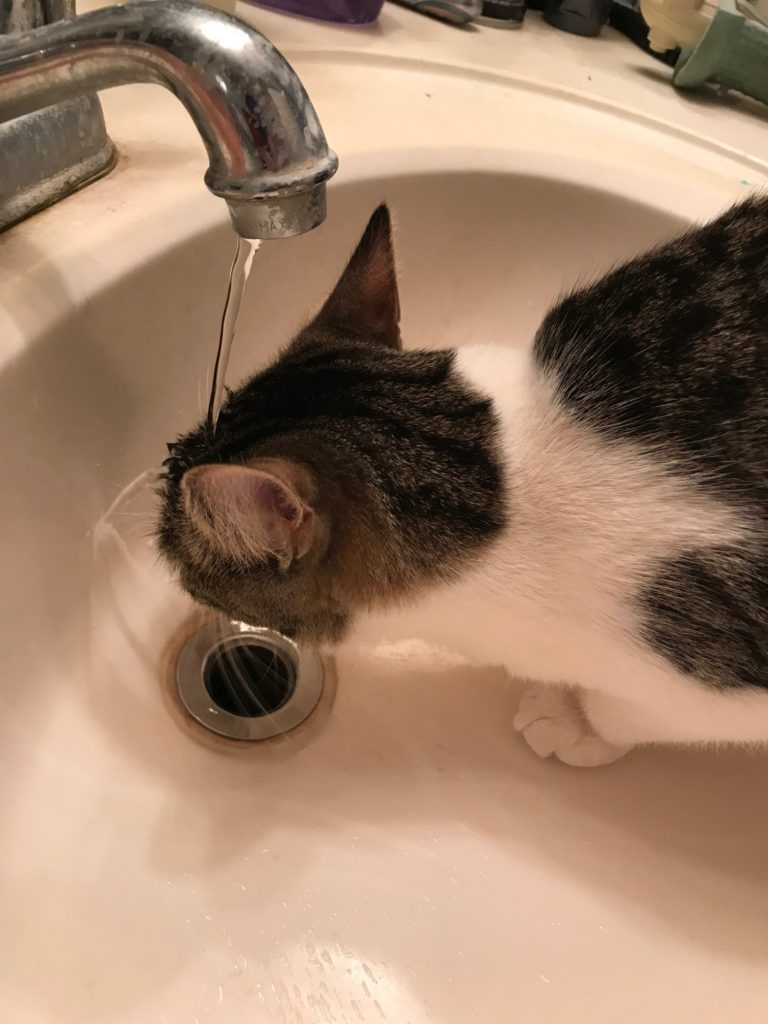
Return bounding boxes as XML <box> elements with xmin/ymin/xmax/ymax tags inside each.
<box><xmin>0</xmin><ymin>0</ymin><xmax>338</xmax><ymax>237</ymax></box>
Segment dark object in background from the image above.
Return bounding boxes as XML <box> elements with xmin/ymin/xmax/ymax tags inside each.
<box><xmin>389</xmin><ymin>0</ymin><xmax>480</xmax><ymax>23</ymax></box>
<box><xmin>540</xmin><ymin>0</ymin><xmax>680</xmax><ymax>61</ymax></box>
<box><xmin>609</xmin><ymin>0</ymin><xmax>680</xmax><ymax>66</ymax></box>
<box><xmin>478</xmin><ymin>0</ymin><xmax>527</xmax><ymax>27</ymax></box>
<box><xmin>247</xmin><ymin>0</ymin><xmax>384</xmax><ymax>22</ymax></box>
<box><xmin>543</xmin><ymin>0</ymin><xmax>612</xmax><ymax>36</ymax></box>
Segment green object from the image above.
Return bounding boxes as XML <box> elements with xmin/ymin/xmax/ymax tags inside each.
<box><xmin>673</xmin><ymin>0</ymin><xmax>768</xmax><ymax>103</ymax></box>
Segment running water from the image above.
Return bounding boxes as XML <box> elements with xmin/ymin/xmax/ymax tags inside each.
<box><xmin>93</xmin><ymin>233</ymin><xmax>262</xmax><ymax>578</ymax></box>
<box><xmin>88</xmin><ymin>236</ymin><xmax>267</xmax><ymax>715</ymax></box>
<box><xmin>206</xmin><ymin>235</ymin><xmax>262</xmax><ymax>436</ymax></box>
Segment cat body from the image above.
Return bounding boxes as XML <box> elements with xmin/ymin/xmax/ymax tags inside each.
<box><xmin>160</xmin><ymin>199</ymin><xmax>768</xmax><ymax>766</ymax></box>
<box><xmin>354</xmin><ymin>343</ymin><xmax>767</xmax><ymax>765</ymax></box>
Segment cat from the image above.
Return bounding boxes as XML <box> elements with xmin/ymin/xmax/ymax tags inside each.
<box><xmin>158</xmin><ymin>199</ymin><xmax>768</xmax><ymax>767</ymax></box>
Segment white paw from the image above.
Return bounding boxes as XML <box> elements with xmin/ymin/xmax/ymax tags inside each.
<box><xmin>513</xmin><ymin>686</ymin><xmax>631</xmax><ymax>768</ymax></box>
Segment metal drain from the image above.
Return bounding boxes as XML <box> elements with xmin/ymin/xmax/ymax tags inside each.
<box><xmin>175</xmin><ymin>619</ymin><xmax>324</xmax><ymax>740</ymax></box>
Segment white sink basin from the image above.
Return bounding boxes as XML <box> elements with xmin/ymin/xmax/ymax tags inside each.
<box><xmin>1</xmin><ymin>64</ymin><xmax>767</xmax><ymax>1022</ymax></box>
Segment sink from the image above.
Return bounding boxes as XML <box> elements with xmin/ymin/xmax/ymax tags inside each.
<box><xmin>2</xmin><ymin>64</ymin><xmax>768</xmax><ymax>1023</ymax></box>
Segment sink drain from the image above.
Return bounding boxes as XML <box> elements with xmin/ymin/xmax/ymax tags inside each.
<box><xmin>175</xmin><ymin>619</ymin><xmax>324</xmax><ymax>740</ymax></box>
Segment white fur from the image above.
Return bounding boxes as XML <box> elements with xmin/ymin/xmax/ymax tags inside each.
<box><xmin>351</xmin><ymin>345</ymin><xmax>768</xmax><ymax>766</ymax></box>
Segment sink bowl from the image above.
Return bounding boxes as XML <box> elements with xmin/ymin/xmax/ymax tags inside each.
<box><xmin>2</xmin><ymin>111</ymin><xmax>767</xmax><ymax>1021</ymax></box>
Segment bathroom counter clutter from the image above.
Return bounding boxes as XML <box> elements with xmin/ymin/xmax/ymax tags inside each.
<box><xmin>238</xmin><ymin>1</ymin><xmax>768</xmax><ymax>165</ymax></box>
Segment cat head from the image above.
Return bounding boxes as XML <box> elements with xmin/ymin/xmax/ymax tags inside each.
<box><xmin>157</xmin><ymin>205</ymin><xmax>505</xmax><ymax>643</ymax></box>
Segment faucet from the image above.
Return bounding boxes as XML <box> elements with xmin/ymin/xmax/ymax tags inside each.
<box><xmin>0</xmin><ymin>0</ymin><xmax>338</xmax><ymax>238</ymax></box>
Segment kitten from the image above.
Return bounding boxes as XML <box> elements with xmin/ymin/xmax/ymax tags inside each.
<box><xmin>159</xmin><ymin>200</ymin><xmax>768</xmax><ymax>766</ymax></box>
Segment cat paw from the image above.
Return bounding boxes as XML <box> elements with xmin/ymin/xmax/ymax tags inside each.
<box><xmin>513</xmin><ymin>686</ymin><xmax>584</xmax><ymax>757</ymax></box>
<box><xmin>513</xmin><ymin>686</ymin><xmax>631</xmax><ymax>767</ymax></box>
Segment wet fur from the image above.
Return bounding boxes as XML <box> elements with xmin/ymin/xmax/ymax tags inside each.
<box><xmin>158</xmin><ymin>198</ymin><xmax>768</xmax><ymax>763</ymax></box>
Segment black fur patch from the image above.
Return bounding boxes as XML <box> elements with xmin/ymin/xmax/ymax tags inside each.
<box><xmin>534</xmin><ymin>196</ymin><xmax>768</xmax><ymax>689</ymax></box>
<box><xmin>641</xmin><ymin>548</ymin><xmax>768</xmax><ymax>690</ymax></box>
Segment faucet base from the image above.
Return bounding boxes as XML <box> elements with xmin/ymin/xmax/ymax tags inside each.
<box><xmin>0</xmin><ymin>95</ymin><xmax>116</xmax><ymax>233</ymax></box>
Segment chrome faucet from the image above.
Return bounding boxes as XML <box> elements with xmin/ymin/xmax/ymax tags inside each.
<box><xmin>0</xmin><ymin>0</ymin><xmax>338</xmax><ymax>237</ymax></box>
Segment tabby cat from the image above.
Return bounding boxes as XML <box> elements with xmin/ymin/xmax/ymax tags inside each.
<box><xmin>159</xmin><ymin>199</ymin><xmax>768</xmax><ymax>766</ymax></box>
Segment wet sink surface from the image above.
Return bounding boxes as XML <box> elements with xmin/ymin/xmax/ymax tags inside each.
<box><xmin>2</xmin><ymin>169</ymin><xmax>767</xmax><ymax>1023</ymax></box>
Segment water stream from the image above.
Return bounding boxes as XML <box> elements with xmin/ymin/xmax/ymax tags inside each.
<box><xmin>206</xmin><ymin>235</ymin><xmax>261</xmax><ymax>436</ymax></box>
<box><xmin>92</xmin><ymin>233</ymin><xmax>264</xmax><ymax>668</ymax></box>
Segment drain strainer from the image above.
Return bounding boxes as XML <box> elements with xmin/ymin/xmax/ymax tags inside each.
<box><xmin>175</xmin><ymin>619</ymin><xmax>324</xmax><ymax>740</ymax></box>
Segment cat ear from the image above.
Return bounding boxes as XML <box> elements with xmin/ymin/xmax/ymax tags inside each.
<box><xmin>315</xmin><ymin>204</ymin><xmax>401</xmax><ymax>350</ymax></box>
<box><xmin>182</xmin><ymin>461</ymin><xmax>315</xmax><ymax>567</ymax></box>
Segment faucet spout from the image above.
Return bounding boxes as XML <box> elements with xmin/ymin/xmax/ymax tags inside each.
<box><xmin>0</xmin><ymin>0</ymin><xmax>338</xmax><ymax>237</ymax></box>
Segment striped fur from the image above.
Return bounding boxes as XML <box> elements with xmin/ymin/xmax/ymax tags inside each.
<box><xmin>158</xmin><ymin>207</ymin><xmax>507</xmax><ymax>641</ymax></box>
<box><xmin>158</xmin><ymin>200</ymin><xmax>768</xmax><ymax>764</ymax></box>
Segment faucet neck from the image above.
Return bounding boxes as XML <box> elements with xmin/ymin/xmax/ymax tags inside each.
<box><xmin>0</xmin><ymin>0</ymin><xmax>337</xmax><ymax>237</ymax></box>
